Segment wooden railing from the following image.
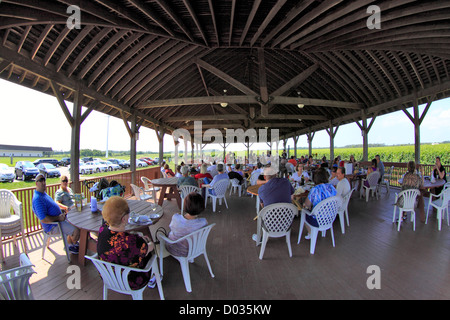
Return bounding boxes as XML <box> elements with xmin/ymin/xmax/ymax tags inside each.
<box><xmin>353</xmin><ymin>161</ymin><xmax>449</xmax><ymax>188</ymax></box>
<box><xmin>10</xmin><ymin>166</ymin><xmax>161</xmax><ymax>237</ymax></box>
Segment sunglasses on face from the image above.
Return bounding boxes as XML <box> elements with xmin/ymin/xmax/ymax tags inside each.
<box><xmin>37</xmin><ymin>178</ymin><xmax>46</xmax><ymax>183</ymax></box>
<box><xmin>62</xmin><ymin>180</ymin><xmax>68</xmax><ymax>183</ymax></box>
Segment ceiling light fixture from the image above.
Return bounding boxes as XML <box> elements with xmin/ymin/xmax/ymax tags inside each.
<box><xmin>297</xmin><ymin>103</ymin><xmax>304</xmax><ymax>108</ymax></box>
<box><xmin>220</xmin><ymin>89</ymin><xmax>228</xmax><ymax>107</ymax></box>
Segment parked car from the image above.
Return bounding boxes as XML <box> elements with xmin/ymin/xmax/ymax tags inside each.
<box><xmin>153</xmin><ymin>157</ymin><xmax>160</xmax><ymax>164</ymax></box>
<box><xmin>69</xmin><ymin>161</ymin><xmax>94</xmax><ymax>175</ymax></box>
<box><xmin>82</xmin><ymin>157</ymin><xmax>93</xmax><ymax>163</ymax></box>
<box><xmin>0</xmin><ymin>164</ymin><xmax>15</xmax><ymax>182</ymax></box>
<box><xmin>136</xmin><ymin>159</ymin><xmax>148</xmax><ymax>167</ymax></box>
<box><xmin>15</xmin><ymin>161</ymin><xmax>40</xmax><ymax>181</ymax></box>
<box><xmin>139</xmin><ymin>157</ymin><xmax>154</xmax><ymax>165</ymax></box>
<box><xmin>108</xmin><ymin>158</ymin><xmax>129</xmax><ymax>169</ymax></box>
<box><xmin>86</xmin><ymin>161</ymin><xmax>108</xmax><ymax>173</ymax></box>
<box><xmin>36</xmin><ymin>163</ymin><xmax>61</xmax><ymax>178</ymax></box>
<box><xmin>33</xmin><ymin>158</ymin><xmax>60</xmax><ymax>167</ymax></box>
<box><xmin>59</xmin><ymin>157</ymin><xmax>71</xmax><ymax>166</ymax></box>
<box><xmin>100</xmin><ymin>160</ymin><xmax>120</xmax><ymax>171</ymax></box>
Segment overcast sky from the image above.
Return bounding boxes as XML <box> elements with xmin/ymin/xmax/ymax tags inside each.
<box><xmin>1</xmin><ymin>78</ymin><xmax>449</xmax><ymax>154</ymax></box>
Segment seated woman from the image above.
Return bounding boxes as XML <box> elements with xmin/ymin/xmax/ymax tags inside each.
<box><xmin>194</xmin><ymin>163</ymin><xmax>213</xmax><ymax>185</ymax></box>
<box><xmin>302</xmin><ymin>167</ymin><xmax>337</xmax><ymax>239</ymax></box>
<box><xmin>291</xmin><ymin>163</ymin><xmax>310</xmax><ymax>184</ymax></box>
<box><xmin>54</xmin><ymin>175</ymin><xmax>74</xmax><ymax>213</ymax></box>
<box><xmin>164</xmin><ymin>164</ymin><xmax>176</xmax><ymax>177</ymax></box>
<box><xmin>165</xmin><ymin>192</ymin><xmax>208</xmax><ymax>257</ymax></box>
<box><xmin>364</xmin><ymin>158</ymin><xmax>379</xmax><ymax>187</ymax></box>
<box><xmin>175</xmin><ymin>165</ymin><xmax>183</xmax><ymax>178</ymax></box>
<box><xmin>97</xmin><ymin>196</ymin><xmax>153</xmax><ymax>290</ymax></box>
<box><xmin>399</xmin><ymin>161</ymin><xmax>425</xmax><ymax>222</ymax></box>
<box><xmin>432</xmin><ymin>156</ymin><xmax>447</xmax><ymax>195</ymax></box>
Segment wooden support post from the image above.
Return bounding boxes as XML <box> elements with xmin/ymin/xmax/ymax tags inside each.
<box><xmin>307</xmin><ymin>131</ymin><xmax>315</xmax><ymax>157</ymax></box>
<box><xmin>70</xmin><ymin>88</ymin><xmax>82</xmax><ymax>193</ymax></box>
<box><xmin>326</xmin><ymin>122</ymin><xmax>339</xmax><ymax>163</ymax></box>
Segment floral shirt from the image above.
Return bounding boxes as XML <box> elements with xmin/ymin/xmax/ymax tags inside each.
<box><xmin>97</xmin><ymin>224</ymin><xmax>151</xmax><ymax>290</ymax></box>
<box><xmin>308</xmin><ymin>183</ymin><xmax>337</xmax><ymax>208</ymax></box>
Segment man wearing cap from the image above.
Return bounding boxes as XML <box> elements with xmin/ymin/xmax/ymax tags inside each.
<box><xmin>258</xmin><ymin>166</ymin><xmax>294</xmax><ymax>208</ymax></box>
<box><xmin>32</xmin><ymin>173</ymin><xmax>80</xmax><ymax>254</ymax></box>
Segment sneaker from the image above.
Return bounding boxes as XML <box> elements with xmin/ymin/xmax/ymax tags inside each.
<box><xmin>68</xmin><ymin>244</ymin><xmax>79</xmax><ymax>254</ymax></box>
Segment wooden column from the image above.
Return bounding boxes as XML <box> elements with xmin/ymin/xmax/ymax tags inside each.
<box><xmin>326</xmin><ymin>122</ymin><xmax>339</xmax><ymax>162</ymax></box>
<box><xmin>307</xmin><ymin>131</ymin><xmax>315</xmax><ymax>157</ymax></box>
<box><xmin>402</xmin><ymin>94</ymin><xmax>434</xmax><ymax>164</ymax></box>
<box><xmin>70</xmin><ymin>88</ymin><xmax>82</xmax><ymax>193</ymax></box>
<box><xmin>293</xmin><ymin>134</ymin><xmax>299</xmax><ymax>159</ymax></box>
<box><xmin>155</xmin><ymin>126</ymin><xmax>165</xmax><ymax>165</ymax></box>
<box><xmin>50</xmin><ymin>81</ymin><xmax>95</xmax><ymax>193</ymax></box>
<box><xmin>356</xmin><ymin>111</ymin><xmax>377</xmax><ymax>162</ymax></box>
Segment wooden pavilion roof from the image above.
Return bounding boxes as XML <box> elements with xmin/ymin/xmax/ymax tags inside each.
<box><xmin>1</xmin><ymin>0</ymin><xmax>450</xmax><ymax>140</ymax></box>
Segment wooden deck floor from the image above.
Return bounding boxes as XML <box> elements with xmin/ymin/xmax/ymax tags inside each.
<box><xmin>2</xmin><ymin>187</ymin><xmax>450</xmax><ymax>300</ymax></box>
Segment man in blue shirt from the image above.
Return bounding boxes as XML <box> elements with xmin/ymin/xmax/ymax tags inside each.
<box><xmin>32</xmin><ymin>174</ymin><xmax>80</xmax><ymax>254</ymax></box>
<box><xmin>258</xmin><ymin>166</ymin><xmax>294</xmax><ymax>208</ymax></box>
<box><xmin>205</xmin><ymin>163</ymin><xmax>229</xmax><ymax>195</ymax></box>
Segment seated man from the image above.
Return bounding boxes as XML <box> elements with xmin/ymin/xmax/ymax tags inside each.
<box><xmin>228</xmin><ymin>166</ymin><xmax>244</xmax><ymax>185</ymax></box>
<box><xmin>204</xmin><ymin>163</ymin><xmax>229</xmax><ymax>195</ymax></box>
<box><xmin>258</xmin><ymin>166</ymin><xmax>294</xmax><ymax>208</ymax></box>
<box><xmin>32</xmin><ymin>174</ymin><xmax>80</xmax><ymax>254</ymax></box>
<box><xmin>336</xmin><ymin>167</ymin><xmax>351</xmax><ymax>197</ymax></box>
<box><xmin>177</xmin><ymin>165</ymin><xmax>197</xmax><ymax>187</ymax></box>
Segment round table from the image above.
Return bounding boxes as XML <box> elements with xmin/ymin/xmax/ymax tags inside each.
<box><xmin>67</xmin><ymin>199</ymin><xmax>163</xmax><ymax>265</ymax></box>
<box><xmin>151</xmin><ymin>177</ymin><xmax>182</xmax><ymax>209</ymax></box>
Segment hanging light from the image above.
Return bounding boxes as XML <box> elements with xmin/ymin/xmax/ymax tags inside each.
<box><xmin>220</xmin><ymin>89</ymin><xmax>228</xmax><ymax>107</ymax></box>
<box><xmin>297</xmin><ymin>103</ymin><xmax>304</xmax><ymax>108</ymax></box>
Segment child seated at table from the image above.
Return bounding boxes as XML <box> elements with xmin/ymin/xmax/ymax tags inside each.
<box><xmin>165</xmin><ymin>192</ymin><xmax>208</xmax><ymax>257</ymax></box>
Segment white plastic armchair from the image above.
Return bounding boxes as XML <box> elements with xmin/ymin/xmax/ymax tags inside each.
<box><xmin>0</xmin><ymin>253</ymin><xmax>35</xmax><ymax>300</ymax></box>
<box><xmin>338</xmin><ymin>188</ymin><xmax>355</xmax><ymax>234</ymax></box>
<box><xmin>141</xmin><ymin>177</ymin><xmax>160</xmax><ymax>204</ymax></box>
<box><xmin>258</xmin><ymin>203</ymin><xmax>297</xmax><ymax>260</ymax></box>
<box><xmin>179</xmin><ymin>185</ymin><xmax>201</xmax><ymax>214</ymax></box>
<box><xmin>298</xmin><ymin>196</ymin><xmax>342</xmax><ymax>254</ymax></box>
<box><xmin>205</xmin><ymin>179</ymin><xmax>229</xmax><ymax>212</ymax></box>
<box><xmin>0</xmin><ymin>189</ymin><xmax>28</xmax><ymax>262</ymax></box>
<box><xmin>85</xmin><ymin>253</ymin><xmax>164</xmax><ymax>300</ymax></box>
<box><xmin>229</xmin><ymin>178</ymin><xmax>242</xmax><ymax>197</ymax></box>
<box><xmin>360</xmin><ymin>171</ymin><xmax>381</xmax><ymax>202</ymax></box>
<box><xmin>379</xmin><ymin>166</ymin><xmax>394</xmax><ymax>195</ymax></box>
<box><xmin>426</xmin><ymin>187</ymin><xmax>450</xmax><ymax>231</ymax></box>
<box><xmin>130</xmin><ymin>183</ymin><xmax>152</xmax><ymax>201</ymax></box>
<box><xmin>157</xmin><ymin>223</ymin><xmax>215</xmax><ymax>293</ymax></box>
<box><xmin>392</xmin><ymin>189</ymin><xmax>420</xmax><ymax>231</ymax></box>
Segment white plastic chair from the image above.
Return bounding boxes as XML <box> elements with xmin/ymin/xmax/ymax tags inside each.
<box><xmin>42</xmin><ymin>221</ymin><xmax>71</xmax><ymax>263</ymax></box>
<box><xmin>130</xmin><ymin>183</ymin><xmax>152</xmax><ymax>201</ymax></box>
<box><xmin>298</xmin><ymin>196</ymin><xmax>342</xmax><ymax>254</ymax></box>
<box><xmin>360</xmin><ymin>171</ymin><xmax>381</xmax><ymax>202</ymax></box>
<box><xmin>141</xmin><ymin>176</ymin><xmax>160</xmax><ymax>204</ymax></box>
<box><xmin>179</xmin><ymin>185</ymin><xmax>201</xmax><ymax>214</ymax></box>
<box><xmin>157</xmin><ymin>223</ymin><xmax>215</xmax><ymax>293</ymax></box>
<box><xmin>392</xmin><ymin>189</ymin><xmax>420</xmax><ymax>231</ymax></box>
<box><xmin>0</xmin><ymin>253</ymin><xmax>35</xmax><ymax>300</ymax></box>
<box><xmin>205</xmin><ymin>179</ymin><xmax>229</xmax><ymax>212</ymax></box>
<box><xmin>229</xmin><ymin>178</ymin><xmax>242</xmax><ymax>197</ymax></box>
<box><xmin>426</xmin><ymin>187</ymin><xmax>450</xmax><ymax>231</ymax></box>
<box><xmin>0</xmin><ymin>189</ymin><xmax>28</xmax><ymax>262</ymax></box>
<box><xmin>379</xmin><ymin>166</ymin><xmax>394</xmax><ymax>195</ymax></box>
<box><xmin>258</xmin><ymin>203</ymin><xmax>297</xmax><ymax>259</ymax></box>
<box><xmin>85</xmin><ymin>253</ymin><xmax>164</xmax><ymax>300</ymax></box>
<box><xmin>338</xmin><ymin>188</ymin><xmax>355</xmax><ymax>234</ymax></box>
